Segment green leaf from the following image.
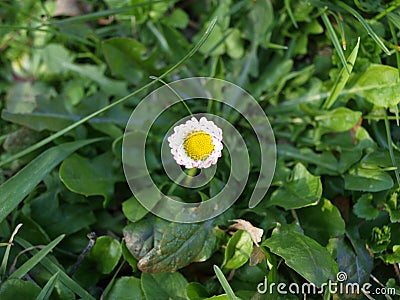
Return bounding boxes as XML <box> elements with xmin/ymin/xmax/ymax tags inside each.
<box><xmin>87</xmin><ymin>236</ymin><xmax>122</xmax><ymax>274</ymax></box>
<box><xmin>297</xmin><ymin>199</ymin><xmax>345</xmax><ymax>245</ymax></box>
<box><xmin>267</xmin><ymin>163</ymin><xmax>322</xmax><ymax>209</ymax></box>
<box><xmin>105</xmin><ymin>276</ymin><xmax>145</xmax><ymax>300</ymax></box>
<box><xmin>186</xmin><ymin>282</ymin><xmax>209</xmax><ymax>300</ymax></box>
<box><xmin>9</xmin><ymin>234</ymin><xmax>65</xmax><ymax>279</ymax></box>
<box><xmin>355</xmin><ymin>64</ymin><xmax>400</xmax><ymax>107</ymax></box>
<box><xmin>122</xmin><ymin>196</ymin><xmax>148</xmax><ymax>222</ymax></box>
<box><xmin>213</xmin><ymin>265</ymin><xmax>238</xmax><ymax>300</ymax></box>
<box><xmin>315</xmin><ymin>107</ymin><xmax>362</xmax><ymax>134</ymax></box>
<box><xmin>40</xmin><ymin>44</ymin><xmax>74</xmax><ymax>74</ymax></box>
<box><xmin>344</xmin><ymin>166</ymin><xmax>394</xmax><ymax>192</ymax></box>
<box><xmin>59</xmin><ymin>152</ymin><xmax>120</xmax><ymax>204</ymax></box>
<box><xmin>386</xmin><ymin>191</ymin><xmax>400</xmax><ymax>222</ymax></box>
<box><xmin>162</xmin><ymin>8</ymin><xmax>189</xmax><ymax>29</ymax></box>
<box><xmin>15</xmin><ymin>237</ymin><xmax>95</xmax><ymax>300</ymax></box>
<box><xmin>36</xmin><ymin>271</ymin><xmax>59</xmax><ymax>300</ymax></box>
<box><xmin>0</xmin><ymin>279</ymin><xmax>41</xmax><ymax>299</ymax></box>
<box><xmin>0</xmin><ymin>138</ymin><xmax>103</xmax><ymax>224</ymax></box>
<box><xmin>322</xmin><ymin>38</ymin><xmax>360</xmax><ymax>109</ymax></box>
<box><xmin>62</xmin><ymin>62</ymin><xmax>128</xmax><ymax>96</ymax></box>
<box><xmin>141</xmin><ymin>272</ymin><xmax>188</xmax><ymax>300</ymax></box>
<box><xmin>320</xmin><ymin>11</ymin><xmax>350</xmax><ymax>75</ymax></box>
<box><xmin>222</xmin><ymin>230</ymin><xmax>253</xmax><ymax>270</ymax></box>
<box><xmin>353</xmin><ymin>194</ymin><xmax>380</xmax><ymax>220</ymax></box>
<box><xmin>123</xmin><ymin>216</ymin><xmax>169</xmax><ymax>260</ymax></box>
<box><xmin>102</xmin><ymin>37</ymin><xmax>155</xmax><ymax>83</ymax></box>
<box><xmin>263</xmin><ymin>230</ymin><xmax>338</xmax><ymax>287</ymax></box>
<box><xmin>137</xmin><ymin>221</ymin><xmax>216</xmax><ymax>273</ymax></box>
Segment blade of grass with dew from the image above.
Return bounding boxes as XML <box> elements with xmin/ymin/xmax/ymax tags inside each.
<box><xmin>0</xmin><ymin>17</ymin><xmax>217</xmax><ymax>168</ymax></box>
<box><xmin>322</xmin><ymin>37</ymin><xmax>360</xmax><ymax>109</ymax></box>
<box><xmin>320</xmin><ymin>10</ymin><xmax>350</xmax><ymax>75</ymax></box>
<box><xmin>15</xmin><ymin>237</ymin><xmax>95</xmax><ymax>300</ymax></box>
<box><xmin>213</xmin><ymin>265</ymin><xmax>237</xmax><ymax>300</ymax></box>
<box><xmin>9</xmin><ymin>234</ymin><xmax>65</xmax><ymax>280</ymax></box>
<box><xmin>0</xmin><ymin>223</ymin><xmax>23</xmax><ymax>279</ymax></box>
<box><xmin>384</xmin><ymin>112</ymin><xmax>400</xmax><ymax>187</ymax></box>
<box><xmin>36</xmin><ymin>271</ymin><xmax>59</xmax><ymax>300</ymax></box>
<box><xmin>336</xmin><ymin>1</ymin><xmax>390</xmax><ymax>55</ymax></box>
<box><xmin>0</xmin><ymin>138</ymin><xmax>105</xmax><ymax>224</ymax></box>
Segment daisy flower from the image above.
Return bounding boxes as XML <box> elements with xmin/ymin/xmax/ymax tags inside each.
<box><xmin>167</xmin><ymin>117</ymin><xmax>223</xmax><ymax>169</ymax></box>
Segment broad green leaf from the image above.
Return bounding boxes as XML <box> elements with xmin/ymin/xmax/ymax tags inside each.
<box><xmin>225</xmin><ymin>29</ymin><xmax>244</xmax><ymax>59</ymax></box>
<box><xmin>105</xmin><ymin>276</ymin><xmax>145</xmax><ymax>300</ymax></box>
<box><xmin>123</xmin><ymin>216</ymin><xmax>169</xmax><ymax>260</ymax></box>
<box><xmin>9</xmin><ymin>234</ymin><xmax>65</xmax><ymax>279</ymax></box>
<box><xmin>332</xmin><ymin>227</ymin><xmax>373</xmax><ymax>284</ymax></box>
<box><xmin>263</xmin><ymin>230</ymin><xmax>338</xmax><ymax>287</ymax></box>
<box><xmin>277</xmin><ymin>145</ymin><xmax>338</xmax><ymax>175</ymax></box>
<box><xmin>141</xmin><ymin>272</ymin><xmax>188</xmax><ymax>300</ymax></box>
<box><xmin>163</xmin><ymin>8</ymin><xmax>189</xmax><ymax>29</ymax></box>
<box><xmin>0</xmin><ymin>279</ymin><xmax>40</xmax><ymax>299</ymax></box>
<box><xmin>297</xmin><ymin>199</ymin><xmax>345</xmax><ymax>245</ymax></box>
<box><xmin>186</xmin><ymin>282</ymin><xmax>209</xmax><ymax>300</ymax></box>
<box><xmin>222</xmin><ymin>230</ymin><xmax>253</xmax><ymax>270</ymax></box>
<box><xmin>0</xmin><ymin>138</ymin><xmax>103</xmax><ymax>224</ymax></box>
<box><xmin>344</xmin><ymin>166</ymin><xmax>394</xmax><ymax>192</ymax></box>
<box><xmin>353</xmin><ymin>194</ymin><xmax>380</xmax><ymax>220</ymax></box>
<box><xmin>122</xmin><ymin>196</ymin><xmax>148</xmax><ymax>222</ymax></box>
<box><xmin>40</xmin><ymin>44</ymin><xmax>74</xmax><ymax>74</ymax></box>
<box><xmin>60</xmin><ymin>152</ymin><xmax>121</xmax><ymax>204</ymax></box>
<box><xmin>267</xmin><ymin>163</ymin><xmax>322</xmax><ymax>209</ymax></box>
<box><xmin>355</xmin><ymin>64</ymin><xmax>400</xmax><ymax>107</ymax></box>
<box><xmin>102</xmin><ymin>37</ymin><xmax>155</xmax><ymax>83</ymax></box>
<box><xmin>137</xmin><ymin>221</ymin><xmax>216</xmax><ymax>273</ymax></box>
<box><xmin>121</xmin><ymin>239</ymin><xmax>138</xmax><ymax>272</ymax></box>
<box><xmin>87</xmin><ymin>236</ymin><xmax>122</xmax><ymax>274</ymax></box>
<box><xmin>315</xmin><ymin>107</ymin><xmax>362</xmax><ymax>134</ymax></box>
<box><xmin>62</xmin><ymin>62</ymin><xmax>128</xmax><ymax>96</ymax></box>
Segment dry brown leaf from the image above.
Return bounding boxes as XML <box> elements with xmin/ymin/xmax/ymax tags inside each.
<box><xmin>230</xmin><ymin>219</ymin><xmax>264</xmax><ymax>246</ymax></box>
<box><xmin>250</xmin><ymin>245</ymin><xmax>266</xmax><ymax>266</ymax></box>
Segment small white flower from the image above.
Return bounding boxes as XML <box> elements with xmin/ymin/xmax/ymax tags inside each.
<box><xmin>167</xmin><ymin>117</ymin><xmax>223</xmax><ymax>169</ymax></box>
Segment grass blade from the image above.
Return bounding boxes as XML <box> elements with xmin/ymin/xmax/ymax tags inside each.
<box><xmin>384</xmin><ymin>112</ymin><xmax>400</xmax><ymax>187</ymax></box>
<box><xmin>15</xmin><ymin>237</ymin><xmax>95</xmax><ymax>300</ymax></box>
<box><xmin>284</xmin><ymin>0</ymin><xmax>298</xmax><ymax>28</ymax></box>
<box><xmin>9</xmin><ymin>234</ymin><xmax>65</xmax><ymax>280</ymax></box>
<box><xmin>0</xmin><ymin>17</ymin><xmax>217</xmax><ymax>168</ymax></box>
<box><xmin>320</xmin><ymin>10</ymin><xmax>350</xmax><ymax>74</ymax></box>
<box><xmin>0</xmin><ymin>138</ymin><xmax>104</xmax><ymax>223</ymax></box>
<box><xmin>213</xmin><ymin>265</ymin><xmax>237</xmax><ymax>300</ymax></box>
<box><xmin>322</xmin><ymin>37</ymin><xmax>360</xmax><ymax>109</ymax></box>
<box><xmin>36</xmin><ymin>271</ymin><xmax>59</xmax><ymax>300</ymax></box>
<box><xmin>0</xmin><ymin>223</ymin><xmax>23</xmax><ymax>279</ymax></box>
<box><xmin>336</xmin><ymin>1</ymin><xmax>391</xmax><ymax>55</ymax></box>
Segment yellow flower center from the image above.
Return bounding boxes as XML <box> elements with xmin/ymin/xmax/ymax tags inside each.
<box><xmin>184</xmin><ymin>131</ymin><xmax>214</xmax><ymax>160</ymax></box>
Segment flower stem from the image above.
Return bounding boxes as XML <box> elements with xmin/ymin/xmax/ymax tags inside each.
<box><xmin>149</xmin><ymin>76</ymin><xmax>194</xmax><ymax>116</ymax></box>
